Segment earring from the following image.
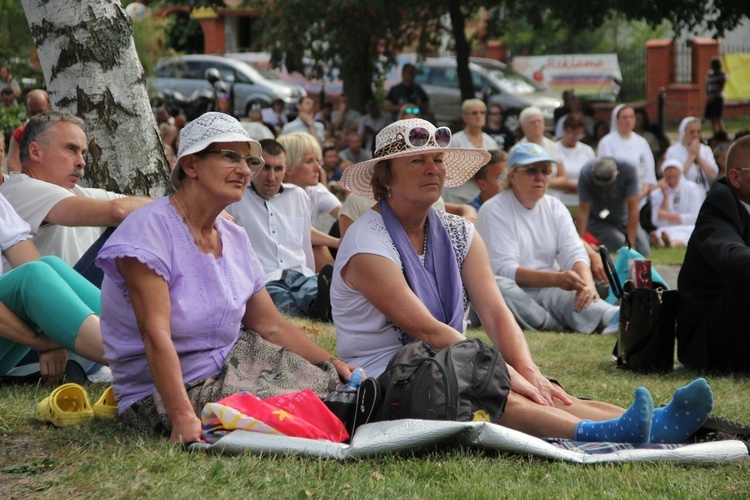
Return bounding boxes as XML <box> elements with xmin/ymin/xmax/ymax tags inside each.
<box><xmin>385</xmin><ymin>188</ymin><xmax>391</xmax><ymax>198</ymax></box>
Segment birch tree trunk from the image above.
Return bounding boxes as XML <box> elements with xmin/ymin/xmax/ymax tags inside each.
<box><xmin>21</xmin><ymin>0</ymin><xmax>171</xmax><ymax>196</ymax></box>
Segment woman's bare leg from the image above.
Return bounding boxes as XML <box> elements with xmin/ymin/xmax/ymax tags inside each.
<box><xmin>73</xmin><ymin>314</ymin><xmax>107</xmax><ymax>365</ymax></box>
<box><xmin>553</xmin><ymin>396</ymin><xmax>625</xmax><ymax>421</ymax></box>
<box><xmin>497</xmin><ymin>391</ymin><xmax>578</xmax><ymax>439</ymax></box>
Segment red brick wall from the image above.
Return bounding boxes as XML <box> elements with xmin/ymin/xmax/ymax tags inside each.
<box><xmin>200</xmin><ymin>18</ymin><xmax>226</xmax><ymax>54</ymax></box>
<box><xmin>645</xmin><ymin>39</ymin><xmax>674</xmax><ymax>120</ymax></box>
<box><xmin>475</xmin><ymin>41</ymin><xmax>508</xmax><ymax>63</ymax></box>
<box><xmin>646</xmin><ymin>38</ymin><xmax>722</xmax><ymax>124</ymax></box>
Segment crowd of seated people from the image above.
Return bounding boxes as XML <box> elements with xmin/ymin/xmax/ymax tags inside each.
<box><xmin>3</xmin><ymin>75</ymin><xmax>747</xmax><ymax>450</ymax></box>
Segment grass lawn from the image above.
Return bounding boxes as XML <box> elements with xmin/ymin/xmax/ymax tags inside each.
<box><xmin>647</xmin><ymin>247</ymin><xmax>685</xmax><ymax>266</ymax></box>
<box><xmin>1</xmin><ymin>313</ymin><xmax>748</xmax><ymax>498</ymax></box>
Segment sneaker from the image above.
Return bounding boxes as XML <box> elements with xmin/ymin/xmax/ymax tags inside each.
<box><xmin>87</xmin><ymin>366</ymin><xmax>113</xmax><ymax>383</ymax></box>
<box><xmin>309</xmin><ymin>264</ymin><xmax>334</xmax><ymax>322</ymax></box>
<box><xmin>602</xmin><ymin>309</ymin><xmax>620</xmax><ymax>335</ymax></box>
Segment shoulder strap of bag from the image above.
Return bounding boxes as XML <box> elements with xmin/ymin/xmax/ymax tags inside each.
<box><xmin>599</xmin><ymin>245</ymin><xmax>623</xmax><ymax>299</ymax></box>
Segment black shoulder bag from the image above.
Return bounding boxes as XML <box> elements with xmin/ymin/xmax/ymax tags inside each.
<box><xmin>599</xmin><ymin>245</ymin><xmax>678</xmax><ymax>373</ymax></box>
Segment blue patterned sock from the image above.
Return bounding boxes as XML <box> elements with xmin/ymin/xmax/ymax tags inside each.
<box><xmin>575</xmin><ymin>387</ymin><xmax>653</xmax><ymax>443</ymax></box>
<box><xmin>650</xmin><ymin>378</ymin><xmax>714</xmax><ymax>443</ymax></box>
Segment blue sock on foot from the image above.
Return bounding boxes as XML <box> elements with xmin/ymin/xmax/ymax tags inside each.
<box><xmin>650</xmin><ymin>378</ymin><xmax>714</xmax><ymax>443</ymax></box>
<box><xmin>575</xmin><ymin>387</ymin><xmax>654</xmax><ymax>443</ymax></box>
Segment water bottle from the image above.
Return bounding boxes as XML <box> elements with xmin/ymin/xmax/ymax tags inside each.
<box><xmin>341</xmin><ymin>368</ymin><xmax>364</xmax><ymax>392</ymax></box>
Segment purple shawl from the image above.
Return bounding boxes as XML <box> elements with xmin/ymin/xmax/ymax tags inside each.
<box><xmin>379</xmin><ymin>199</ymin><xmax>464</xmax><ymax>339</ymax></box>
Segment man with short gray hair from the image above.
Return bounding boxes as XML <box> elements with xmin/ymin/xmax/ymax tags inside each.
<box><xmin>0</xmin><ymin>111</ymin><xmax>151</xmax><ymax>282</ymax></box>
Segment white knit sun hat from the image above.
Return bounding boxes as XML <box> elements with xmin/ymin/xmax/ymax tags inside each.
<box><xmin>340</xmin><ymin>118</ymin><xmax>490</xmax><ymax>200</ymax></box>
<box><xmin>172</xmin><ymin>112</ymin><xmax>262</xmax><ymax>189</ymax></box>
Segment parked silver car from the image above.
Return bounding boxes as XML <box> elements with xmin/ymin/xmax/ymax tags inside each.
<box><xmin>412</xmin><ymin>57</ymin><xmax>562</xmax><ymax>130</ymax></box>
<box><xmin>152</xmin><ymin>54</ymin><xmax>306</xmax><ymax>117</ymax></box>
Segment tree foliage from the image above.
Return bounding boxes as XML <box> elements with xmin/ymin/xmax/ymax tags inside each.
<box><xmin>0</xmin><ymin>0</ymin><xmax>42</xmax><ymax>86</ymax></box>
<box><xmin>262</xmin><ymin>0</ymin><xmax>747</xmax><ymax>112</ymax></box>
<box><xmin>509</xmin><ymin>0</ymin><xmax>748</xmax><ymax>37</ymax></box>
<box><xmin>255</xmin><ymin>0</ymin><xmax>443</xmax><ymax>111</ymax></box>
<box><xmin>130</xmin><ymin>10</ymin><xmax>172</xmax><ymax>78</ymax></box>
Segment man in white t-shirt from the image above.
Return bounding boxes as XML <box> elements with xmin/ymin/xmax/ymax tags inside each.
<box><xmin>0</xmin><ymin>111</ymin><xmax>151</xmax><ymax>283</ymax></box>
<box><xmin>226</xmin><ymin>139</ymin><xmax>332</xmax><ymax>321</ymax></box>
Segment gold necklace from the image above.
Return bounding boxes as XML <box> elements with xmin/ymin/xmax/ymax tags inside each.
<box><xmin>172</xmin><ymin>195</ymin><xmax>206</xmax><ymax>254</ymax></box>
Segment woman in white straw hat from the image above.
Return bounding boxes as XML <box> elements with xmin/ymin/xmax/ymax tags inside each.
<box><xmin>333</xmin><ymin>118</ymin><xmax>714</xmax><ymax>444</ymax></box>
<box><xmin>97</xmin><ymin>112</ymin><xmax>355</xmax><ymax>444</ymax></box>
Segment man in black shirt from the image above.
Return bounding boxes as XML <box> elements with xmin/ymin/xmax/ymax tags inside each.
<box><xmin>677</xmin><ymin>136</ymin><xmax>750</xmax><ymax>372</ymax></box>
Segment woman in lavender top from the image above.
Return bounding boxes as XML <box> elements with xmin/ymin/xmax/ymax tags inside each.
<box><xmin>97</xmin><ymin>113</ymin><xmax>354</xmax><ymax>444</ymax></box>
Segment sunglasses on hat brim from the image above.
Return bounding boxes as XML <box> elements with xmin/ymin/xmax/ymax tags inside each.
<box><xmin>402</xmin><ymin>126</ymin><xmax>452</xmax><ymax>149</ymax></box>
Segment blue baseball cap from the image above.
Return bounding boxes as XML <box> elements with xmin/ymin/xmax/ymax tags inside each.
<box><xmin>507</xmin><ymin>142</ymin><xmax>557</xmax><ymax>168</ymax></box>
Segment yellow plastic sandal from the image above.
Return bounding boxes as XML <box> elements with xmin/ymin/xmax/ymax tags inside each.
<box><xmin>93</xmin><ymin>386</ymin><xmax>118</xmax><ymax>419</ymax></box>
<box><xmin>35</xmin><ymin>383</ymin><xmax>95</xmax><ymax>427</ymax></box>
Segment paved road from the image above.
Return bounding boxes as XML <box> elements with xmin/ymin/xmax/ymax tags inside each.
<box><xmin>655</xmin><ymin>264</ymin><xmax>680</xmax><ymax>289</ymax></box>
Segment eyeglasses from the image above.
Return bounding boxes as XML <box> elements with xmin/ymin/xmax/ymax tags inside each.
<box><xmin>489</xmin><ymin>111</ymin><xmax>502</xmax><ymax>116</ymax></box>
<box><xmin>465</xmin><ymin>110</ymin><xmax>486</xmax><ymax>116</ymax></box>
<box><xmin>403</xmin><ymin>126</ymin><xmax>452</xmax><ymax>149</ymax></box>
<box><xmin>202</xmin><ymin>149</ymin><xmax>264</xmax><ymax>175</ymax></box>
<box><xmin>404</xmin><ymin>107</ymin><xmax>420</xmax><ymax>115</ymax></box>
<box><xmin>516</xmin><ymin>164</ymin><xmax>553</xmax><ymax>176</ymax></box>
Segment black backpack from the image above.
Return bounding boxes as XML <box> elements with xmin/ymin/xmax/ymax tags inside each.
<box><xmin>372</xmin><ymin>338</ymin><xmax>511</xmax><ymax>423</ymax></box>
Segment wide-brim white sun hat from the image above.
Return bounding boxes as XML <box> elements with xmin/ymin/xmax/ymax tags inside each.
<box><xmin>171</xmin><ymin>112</ymin><xmax>263</xmax><ymax>189</ymax></box>
<box><xmin>340</xmin><ymin>118</ymin><xmax>490</xmax><ymax>200</ymax></box>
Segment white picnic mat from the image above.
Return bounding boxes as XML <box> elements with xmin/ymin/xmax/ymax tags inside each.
<box><xmin>192</xmin><ymin>419</ymin><xmax>749</xmax><ymax>464</ymax></box>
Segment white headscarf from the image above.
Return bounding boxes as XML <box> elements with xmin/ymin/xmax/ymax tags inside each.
<box><xmin>610</xmin><ymin>104</ymin><xmax>626</xmax><ymax>134</ymax></box>
<box><xmin>660</xmin><ymin>159</ymin><xmax>684</xmax><ymax>188</ymax></box>
<box><xmin>678</xmin><ymin>116</ymin><xmax>701</xmax><ymax>145</ymax></box>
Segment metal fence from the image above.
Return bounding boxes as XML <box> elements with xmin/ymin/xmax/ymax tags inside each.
<box><xmin>722</xmin><ymin>44</ymin><xmax>750</xmax><ymax>55</ymax></box>
<box><xmin>617</xmin><ymin>46</ymin><xmax>646</xmax><ymax>102</ymax></box>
